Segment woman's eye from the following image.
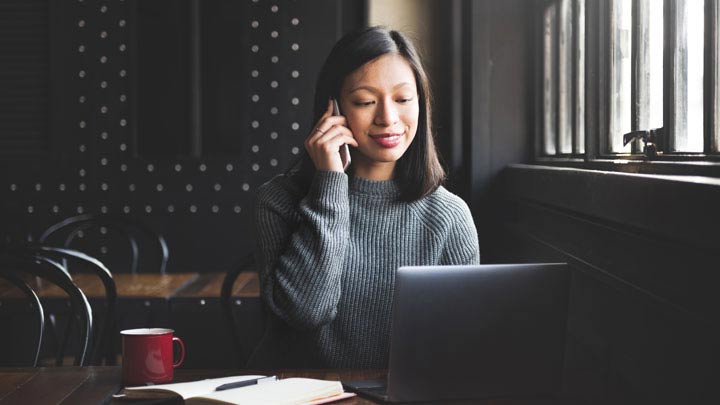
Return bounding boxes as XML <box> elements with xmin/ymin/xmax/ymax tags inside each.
<box><xmin>397</xmin><ymin>97</ymin><xmax>415</xmax><ymax>103</ymax></box>
<box><xmin>353</xmin><ymin>101</ymin><xmax>374</xmax><ymax>107</ymax></box>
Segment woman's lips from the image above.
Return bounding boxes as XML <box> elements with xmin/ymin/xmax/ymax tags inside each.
<box><xmin>369</xmin><ymin>133</ymin><xmax>403</xmax><ymax>148</ymax></box>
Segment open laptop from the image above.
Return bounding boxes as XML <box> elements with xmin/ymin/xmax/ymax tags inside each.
<box><xmin>343</xmin><ymin>263</ymin><xmax>570</xmax><ymax>403</ymax></box>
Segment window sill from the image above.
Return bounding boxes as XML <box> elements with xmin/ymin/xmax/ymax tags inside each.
<box><xmin>533</xmin><ymin>157</ymin><xmax>720</xmax><ymax>178</ymax></box>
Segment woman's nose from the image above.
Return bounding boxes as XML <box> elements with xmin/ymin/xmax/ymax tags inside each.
<box><xmin>374</xmin><ymin>100</ymin><xmax>399</xmax><ymax>126</ymax></box>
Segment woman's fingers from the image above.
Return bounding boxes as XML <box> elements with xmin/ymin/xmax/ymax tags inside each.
<box><xmin>312</xmin><ymin>126</ymin><xmax>358</xmax><ymax>149</ymax></box>
<box><xmin>325</xmin><ymin>98</ymin><xmax>333</xmax><ymax>115</ymax></box>
<box><xmin>305</xmin><ymin>118</ymin><xmax>349</xmax><ymax>154</ymax></box>
<box><xmin>306</xmin><ymin>125</ymin><xmax>356</xmax><ymax>152</ymax></box>
<box><xmin>305</xmin><ymin>102</ymin><xmax>356</xmax><ymax>171</ymax></box>
<box><xmin>304</xmin><ymin>125</ymin><xmax>357</xmax><ymax>172</ymax></box>
<box><xmin>315</xmin><ymin>100</ymin><xmax>333</xmax><ymax>124</ymax></box>
<box><xmin>310</xmin><ymin>116</ymin><xmax>347</xmax><ymax>138</ymax></box>
<box><xmin>306</xmin><ymin>125</ymin><xmax>349</xmax><ymax>150</ymax></box>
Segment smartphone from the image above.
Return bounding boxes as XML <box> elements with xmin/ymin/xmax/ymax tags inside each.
<box><xmin>332</xmin><ymin>98</ymin><xmax>351</xmax><ymax>171</ymax></box>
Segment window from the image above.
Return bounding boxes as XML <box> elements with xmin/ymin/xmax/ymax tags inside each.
<box><xmin>609</xmin><ymin>0</ymin><xmax>632</xmax><ymax>153</ymax></box>
<box><xmin>575</xmin><ymin>0</ymin><xmax>586</xmax><ymax>154</ymax></box>
<box><xmin>635</xmin><ymin>0</ymin><xmax>664</xmax><ymax>145</ymax></box>
<box><xmin>543</xmin><ymin>3</ymin><xmax>558</xmax><ymax>155</ymax></box>
<box><xmin>714</xmin><ymin>0</ymin><xmax>720</xmax><ymax>152</ymax></box>
<box><xmin>540</xmin><ymin>0</ymin><xmax>720</xmax><ymax>163</ymax></box>
<box><xmin>543</xmin><ymin>0</ymin><xmax>585</xmax><ymax>156</ymax></box>
<box><xmin>670</xmin><ymin>0</ymin><xmax>704</xmax><ymax>153</ymax></box>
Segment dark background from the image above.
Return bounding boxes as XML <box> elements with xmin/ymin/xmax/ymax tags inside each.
<box><xmin>0</xmin><ymin>0</ymin><xmax>366</xmax><ymax>272</ymax></box>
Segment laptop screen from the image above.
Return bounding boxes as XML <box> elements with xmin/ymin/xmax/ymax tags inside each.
<box><xmin>382</xmin><ymin>263</ymin><xmax>570</xmax><ymax>402</ymax></box>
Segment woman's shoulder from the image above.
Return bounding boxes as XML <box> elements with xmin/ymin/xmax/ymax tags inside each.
<box><xmin>407</xmin><ymin>186</ymin><xmax>474</xmax><ymax>229</ymax></box>
<box><xmin>422</xmin><ymin>186</ymin><xmax>472</xmax><ymax>214</ymax></box>
<box><xmin>257</xmin><ymin>172</ymin><xmax>305</xmax><ymax>205</ymax></box>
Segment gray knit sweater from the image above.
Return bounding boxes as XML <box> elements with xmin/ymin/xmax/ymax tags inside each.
<box><xmin>252</xmin><ymin>170</ymin><xmax>480</xmax><ymax>368</ymax></box>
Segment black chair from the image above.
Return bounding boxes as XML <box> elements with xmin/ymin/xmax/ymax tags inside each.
<box><xmin>0</xmin><ymin>254</ymin><xmax>93</xmax><ymax>366</ymax></box>
<box><xmin>17</xmin><ymin>245</ymin><xmax>116</xmax><ymax>365</ymax></box>
<box><xmin>220</xmin><ymin>253</ymin><xmax>256</xmax><ymax>367</ymax></box>
<box><xmin>0</xmin><ymin>270</ymin><xmax>44</xmax><ymax>367</ymax></box>
<box><xmin>39</xmin><ymin>213</ymin><xmax>169</xmax><ymax>274</ymax></box>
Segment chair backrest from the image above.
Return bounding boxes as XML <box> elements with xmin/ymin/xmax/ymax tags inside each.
<box><xmin>39</xmin><ymin>213</ymin><xmax>169</xmax><ymax>274</ymax></box>
<box><xmin>0</xmin><ymin>270</ymin><xmax>44</xmax><ymax>367</ymax></box>
<box><xmin>24</xmin><ymin>245</ymin><xmax>116</xmax><ymax>365</ymax></box>
<box><xmin>0</xmin><ymin>254</ymin><xmax>93</xmax><ymax>366</ymax></box>
<box><xmin>220</xmin><ymin>253</ymin><xmax>256</xmax><ymax>368</ymax></box>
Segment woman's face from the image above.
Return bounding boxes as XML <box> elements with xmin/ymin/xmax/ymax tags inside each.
<box><xmin>340</xmin><ymin>53</ymin><xmax>419</xmax><ymax>176</ymax></box>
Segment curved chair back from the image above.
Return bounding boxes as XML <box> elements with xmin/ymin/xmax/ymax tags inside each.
<box><xmin>0</xmin><ymin>270</ymin><xmax>44</xmax><ymax>367</ymax></box>
<box><xmin>40</xmin><ymin>213</ymin><xmax>169</xmax><ymax>274</ymax></box>
<box><xmin>23</xmin><ymin>245</ymin><xmax>116</xmax><ymax>365</ymax></box>
<box><xmin>0</xmin><ymin>254</ymin><xmax>93</xmax><ymax>366</ymax></box>
<box><xmin>220</xmin><ymin>253</ymin><xmax>256</xmax><ymax>367</ymax></box>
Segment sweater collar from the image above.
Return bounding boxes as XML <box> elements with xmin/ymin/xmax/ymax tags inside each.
<box><xmin>349</xmin><ymin>175</ymin><xmax>401</xmax><ymax>199</ymax></box>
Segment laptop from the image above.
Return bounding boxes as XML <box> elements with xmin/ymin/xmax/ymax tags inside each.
<box><xmin>343</xmin><ymin>263</ymin><xmax>570</xmax><ymax>403</ymax></box>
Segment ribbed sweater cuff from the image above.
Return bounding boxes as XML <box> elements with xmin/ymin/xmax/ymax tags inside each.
<box><xmin>307</xmin><ymin>170</ymin><xmax>348</xmax><ymax>203</ymax></box>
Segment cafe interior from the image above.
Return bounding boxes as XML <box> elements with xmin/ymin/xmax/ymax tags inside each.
<box><xmin>0</xmin><ymin>0</ymin><xmax>718</xmax><ymax>403</ymax></box>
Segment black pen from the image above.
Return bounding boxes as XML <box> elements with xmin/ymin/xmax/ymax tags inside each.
<box><xmin>215</xmin><ymin>375</ymin><xmax>278</xmax><ymax>391</ymax></box>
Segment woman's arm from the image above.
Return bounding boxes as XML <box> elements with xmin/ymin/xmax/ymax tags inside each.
<box><xmin>439</xmin><ymin>199</ymin><xmax>481</xmax><ymax>265</ymax></box>
<box><xmin>255</xmin><ymin>171</ymin><xmax>350</xmax><ymax>330</ymax></box>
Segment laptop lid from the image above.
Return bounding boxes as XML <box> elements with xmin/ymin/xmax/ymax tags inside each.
<box><xmin>385</xmin><ymin>263</ymin><xmax>570</xmax><ymax>402</ymax></box>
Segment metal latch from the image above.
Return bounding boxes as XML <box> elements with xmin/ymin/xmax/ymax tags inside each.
<box><xmin>623</xmin><ymin>127</ymin><xmax>664</xmax><ymax>157</ymax></box>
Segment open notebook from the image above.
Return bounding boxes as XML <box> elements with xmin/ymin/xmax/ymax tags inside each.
<box><xmin>119</xmin><ymin>375</ymin><xmax>356</xmax><ymax>405</ymax></box>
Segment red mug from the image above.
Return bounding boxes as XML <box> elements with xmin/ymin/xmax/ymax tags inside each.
<box><xmin>121</xmin><ymin>328</ymin><xmax>185</xmax><ymax>386</ymax></box>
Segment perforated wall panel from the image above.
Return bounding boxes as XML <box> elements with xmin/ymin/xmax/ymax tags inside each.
<box><xmin>0</xmin><ymin>0</ymin><xmax>364</xmax><ymax>272</ymax></box>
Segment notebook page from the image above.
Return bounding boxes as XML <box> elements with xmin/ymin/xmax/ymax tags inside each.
<box><xmin>190</xmin><ymin>378</ymin><xmax>343</xmax><ymax>405</ymax></box>
<box><xmin>124</xmin><ymin>375</ymin><xmax>265</xmax><ymax>399</ymax></box>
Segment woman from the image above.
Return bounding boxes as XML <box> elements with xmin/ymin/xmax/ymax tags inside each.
<box><xmin>251</xmin><ymin>26</ymin><xmax>480</xmax><ymax>368</ymax></box>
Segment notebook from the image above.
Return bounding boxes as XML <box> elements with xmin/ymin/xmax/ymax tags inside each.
<box><xmin>119</xmin><ymin>375</ymin><xmax>355</xmax><ymax>405</ymax></box>
<box><xmin>343</xmin><ymin>263</ymin><xmax>570</xmax><ymax>403</ymax></box>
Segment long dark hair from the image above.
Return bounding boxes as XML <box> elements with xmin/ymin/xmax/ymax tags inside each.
<box><xmin>292</xmin><ymin>26</ymin><xmax>444</xmax><ymax>201</ymax></box>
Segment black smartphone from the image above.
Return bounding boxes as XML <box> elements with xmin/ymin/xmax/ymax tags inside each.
<box><xmin>332</xmin><ymin>98</ymin><xmax>351</xmax><ymax>171</ymax></box>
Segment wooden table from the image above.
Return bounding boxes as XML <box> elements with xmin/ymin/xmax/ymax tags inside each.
<box><xmin>42</xmin><ymin>273</ymin><xmax>199</xmax><ymax>298</ymax></box>
<box><xmin>173</xmin><ymin>272</ymin><xmax>260</xmax><ymax>298</ymax></box>
<box><xmin>0</xmin><ymin>367</ymin><xmax>589</xmax><ymax>404</ymax></box>
<box><xmin>0</xmin><ymin>272</ymin><xmax>260</xmax><ymax>300</ymax></box>
<box><xmin>0</xmin><ymin>367</ymin><xmax>385</xmax><ymax>404</ymax></box>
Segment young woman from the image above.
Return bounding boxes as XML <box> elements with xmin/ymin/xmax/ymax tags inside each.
<box><xmin>251</xmin><ymin>26</ymin><xmax>480</xmax><ymax>368</ymax></box>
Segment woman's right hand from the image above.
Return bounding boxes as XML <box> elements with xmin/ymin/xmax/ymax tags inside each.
<box><xmin>304</xmin><ymin>99</ymin><xmax>359</xmax><ymax>172</ymax></box>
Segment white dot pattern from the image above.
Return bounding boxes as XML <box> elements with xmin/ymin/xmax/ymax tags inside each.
<box><xmin>7</xmin><ymin>0</ymin><xmax>334</xmax><ymax>265</ymax></box>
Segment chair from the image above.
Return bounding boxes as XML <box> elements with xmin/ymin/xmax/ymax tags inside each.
<box><xmin>220</xmin><ymin>253</ymin><xmax>256</xmax><ymax>367</ymax></box>
<box><xmin>17</xmin><ymin>245</ymin><xmax>116</xmax><ymax>365</ymax></box>
<box><xmin>39</xmin><ymin>213</ymin><xmax>169</xmax><ymax>274</ymax></box>
<box><xmin>0</xmin><ymin>254</ymin><xmax>93</xmax><ymax>366</ymax></box>
<box><xmin>0</xmin><ymin>270</ymin><xmax>44</xmax><ymax>366</ymax></box>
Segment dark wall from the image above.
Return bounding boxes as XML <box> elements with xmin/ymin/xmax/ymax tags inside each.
<box><xmin>423</xmin><ymin>0</ymin><xmax>532</xmax><ymax>259</ymax></box>
<box><xmin>495</xmin><ymin>166</ymin><xmax>719</xmax><ymax>403</ymax></box>
<box><xmin>0</xmin><ymin>0</ymin><xmax>366</xmax><ymax>273</ymax></box>
<box><xmin>455</xmin><ymin>0</ymin><xmax>532</xmax><ymax>260</ymax></box>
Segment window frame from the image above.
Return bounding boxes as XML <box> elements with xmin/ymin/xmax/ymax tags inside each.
<box><xmin>536</xmin><ymin>0</ymin><xmax>720</xmax><ymax>176</ymax></box>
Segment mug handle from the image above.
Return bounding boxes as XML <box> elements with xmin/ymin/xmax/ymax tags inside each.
<box><xmin>172</xmin><ymin>336</ymin><xmax>185</xmax><ymax>368</ymax></box>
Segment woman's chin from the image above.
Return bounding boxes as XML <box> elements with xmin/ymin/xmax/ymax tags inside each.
<box><xmin>355</xmin><ymin>147</ymin><xmax>409</xmax><ymax>164</ymax></box>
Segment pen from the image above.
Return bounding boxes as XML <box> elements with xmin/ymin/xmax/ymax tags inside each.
<box><xmin>215</xmin><ymin>375</ymin><xmax>278</xmax><ymax>391</ymax></box>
